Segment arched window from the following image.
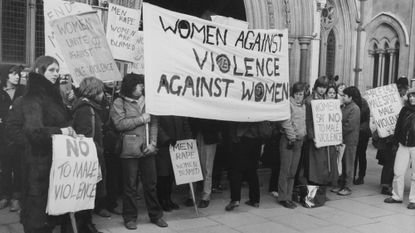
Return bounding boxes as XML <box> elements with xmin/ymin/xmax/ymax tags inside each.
<box><xmin>326</xmin><ymin>29</ymin><xmax>336</xmax><ymax>77</ymax></box>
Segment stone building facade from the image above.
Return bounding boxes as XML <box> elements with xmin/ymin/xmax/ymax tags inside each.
<box><xmin>1</xmin><ymin>0</ymin><xmax>414</xmax><ymax>90</ymax></box>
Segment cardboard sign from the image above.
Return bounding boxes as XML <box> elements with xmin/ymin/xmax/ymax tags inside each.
<box><xmin>169</xmin><ymin>139</ymin><xmax>203</xmax><ymax>185</ymax></box>
<box><xmin>128</xmin><ymin>31</ymin><xmax>144</xmax><ymax>74</ymax></box>
<box><xmin>106</xmin><ymin>3</ymin><xmax>141</xmax><ymax>62</ymax></box>
<box><xmin>49</xmin><ymin>12</ymin><xmax>122</xmax><ymax>84</ymax></box>
<box><xmin>364</xmin><ymin>84</ymin><xmax>403</xmax><ymax>138</ymax></box>
<box><xmin>43</xmin><ymin>0</ymin><xmax>93</xmax><ymax>74</ymax></box>
<box><xmin>46</xmin><ymin>135</ymin><xmax>101</xmax><ymax>215</ymax></box>
<box><xmin>143</xmin><ymin>3</ymin><xmax>290</xmax><ymax>122</ymax></box>
<box><xmin>311</xmin><ymin>99</ymin><xmax>343</xmax><ymax>148</ymax></box>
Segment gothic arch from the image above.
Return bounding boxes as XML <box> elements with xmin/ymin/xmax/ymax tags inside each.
<box><xmin>364</xmin><ymin>12</ymin><xmax>409</xmax><ymax>46</ymax></box>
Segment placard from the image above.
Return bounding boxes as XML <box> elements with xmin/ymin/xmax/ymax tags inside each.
<box><xmin>49</xmin><ymin>12</ymin><xmax>122</xmax><ymax>84</ymax></box>
<box><xmin>311</xmin><ymin>99</ymin><xmax>343</xmax><ymax>148</ymax></box>
<box><xmin>128</xmin><ymin>31</ymin><xmax>144</xmax><ymax>74</ymax></box>
<box><xmin>143</xmin><ymin>3</ymin><xmax>290</xmax><ymax>122</ymax></box>
<box><xmin>46</xmin><ymin>135</ymin><xmax>100</xmax><ymax>215</ymax></box>
<box><xmin>364</xmin><ymin>84</ymin><xmax>403</xmax><ymax>138</ymax></box>
<box><xmin>106</xmin><ymin>3</ymin><xmax>141</xmax><ymax>62</ymax></box>
<box><xmin>169</xmin><ymin>139</ymin><xmax>203</xmax><ymax>185</ymax></box>
<box><xmin>44</xmin><ymin>0</ymin><xmax>93</xmax><ymax>74</ymax></box>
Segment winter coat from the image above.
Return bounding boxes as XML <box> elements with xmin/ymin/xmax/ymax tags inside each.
<box><xmin>360</xmin><ymin>98</ymin><xmax>371</xmax><ymax>136</ymax></box>
<box><xmin>342</xmin><ymin>101</ymin><xmax>361</xmax><ymax>146</ymax></box>
<box><xmin>394</xmin><ymin>104</ymin><xmax>415</xmax><ymax>147</ymax></box>
<box><xmin>281</xmin><ymin>97</ymin><xmax>306</xmax><ymax>141</ymax></box>
<box><xmin>110</xmin><ymin>95</ymin><xmax>158</xmax><ymax>158</ymax></box>
<box><xmin>0</xmin><ymin>85</ymin><xmax>25</xmax><ymax>146</ymax></box>
<box><xmin>19</xmin><ymin>73</ymin><xmax>71</xmax><ymax>229</ymax></box>
<box><xmin>305</xmin><ymin>91</ymin><xmax>329</xmax><ymax>185</ymax></box>
<box><xmin>156</xmin><ymin>116</ymin><xmax>192</xmax><ymax>176</ymax></box>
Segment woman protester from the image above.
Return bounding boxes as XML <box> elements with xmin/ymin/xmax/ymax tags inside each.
<box><xmin>278</xmin><ymin>82</ymin><xmax>306</xmax><ymax>209</ymax></box>
<box><xmin>384</xmin><ymin>88</ymin><xmax>415</xmax><ymax>209</ymax></box>
<box><xmin>19</xmin><ymin>56</ymin><xmax>75</xmax><ymax>233</ymax></box>
<box><xmin>110</xmin><ymin>74</ymin><xmax>167</xmax><ymax>230</ymax></box>
<box><xmin>71</xmin><ymin>77</ymin><xmax>107</xmax><ymax>233</ymax></box>
<box><xmin>325</xmin><ymin>86</ymin><xmax>340</xmax><ymax>188</ymax></box>
<box><xmin>0</xmin><ymin>65</ymin><xmax>25</xmax><ymax>211</ymax></box>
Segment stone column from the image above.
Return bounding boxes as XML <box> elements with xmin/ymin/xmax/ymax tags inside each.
<box><xmin>377</xmin><ymin>50</ymin><xmax>385</xmax><ymax>87</ymax></box>
<box><xmin>288</xmin><ymin>38</ymin><xmax>295</xmax><ymax>84</ymax></box>
<box><xmin>299</xmin><ymin>37</ymin><xmax>312</xmax><ymax>83</ymax></box>
<box><xmin>387</xmin><ymin>48</ymin><xmax>397</xmax><ymax>84</ymax></box>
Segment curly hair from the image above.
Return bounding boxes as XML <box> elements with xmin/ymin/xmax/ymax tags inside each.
<box><xmin>343</xmin><ymin>86</ymin><xmax>362</xmax><ymax>109</ymax></box>
<box><xmin>120</xmin><ymin>73</ymin><xmax>144</xmax><ymax>98</ymax></box>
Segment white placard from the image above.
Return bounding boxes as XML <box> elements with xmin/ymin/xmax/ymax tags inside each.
<box><xmin>169</xmin><ymin>139</ymin><xmax>203</xmax><ymax>185</ymax></box>
<box><xmin>311</xmin><ymin>99</ymin><xmax>343</xmax><ymax>148</ymax></box>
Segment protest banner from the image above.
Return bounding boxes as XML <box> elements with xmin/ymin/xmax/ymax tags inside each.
<box><xmin>143</xmin><ymin>3</ymin><xmax>290</xmax><ymax>122</ymax></box>
<box><xmin>364</xmin><ymin>84</ymin><xmax>403</xmax><ymax>138</ymax></box>
<box><xmin>311</xmin><ymin>99</ymin><xmax>343</xmax><ymax>148</ymax></box>
<box><xmin>44</xmin><ymin>0</ymin><xmax>92</xmax><ymax>74</ymax></box>
<box><xmin>46</xmin><ymin>135</ymin><xmax>100</xmax><ymax>215</ymax></box>
<box><xmin>169</xmin><ymin>139</ymin><xmax>203</xmax><ymax>185</ymax></box>
<box><xmin>49</xmin><ymin>12</ymin><xmax>122</xmax><ymax>84</ymax></box>
<box><xmin>211</xmin><ymin>15</ymin><xmax>249</xmax><ymax>29</ymax></box>
<box><xmin>128</xmin><ymin>31</ymin><xmax>144</xmax><ymax>74</ymax></box>
<box><xmin>106</xmin><ymin>3</ymin><xmax>142</xmax><ymax>62</ymax></box>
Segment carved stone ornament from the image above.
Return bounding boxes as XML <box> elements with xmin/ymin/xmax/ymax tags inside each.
<box><xmin>321</xmin><ymin>0</ymin><xmax>337</xmax><ymax>31</ymax></box>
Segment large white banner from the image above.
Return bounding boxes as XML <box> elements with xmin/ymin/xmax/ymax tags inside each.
<box><xmin>169</xmin><ymin>139</ymin><xmax>203</xmax><ymax>185</ymax></box>
<box><xmin>47</xmin><ymin>135</ymin><xmax>100</xmax><ymax>215</ymax></box>
<box><xmin>311</xmin><ymin>99</ymin><xmax>343</xmax><ymax>148</ymax></box>
<box><xmin>44</xmin><ymin>0</ymin><xmax>92</xmax><ymax>74</ymax></box>
<box><xmin>106</xmin><ymin>3</ymin><xmax>141</xmax><ymax>62</ymax></box>
<box><xmin>143</xmin><ymin>3</ymin><xmax>290</xmax><ymax>122</ymax></box>
<box><xmin>49</xmin><ymin>12</ymin><xmax>122</xmax><ymax>84</ymax></box>
<box><xmin>364</xmin><ymin>84</ymin><xmax>403</xmax><ymax>138</ymax></box>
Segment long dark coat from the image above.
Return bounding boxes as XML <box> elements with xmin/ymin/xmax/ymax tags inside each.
<box><xmin>19</xmin><ymin>73</ymin><xmax>71</xmax><ymax>229</ymax></box>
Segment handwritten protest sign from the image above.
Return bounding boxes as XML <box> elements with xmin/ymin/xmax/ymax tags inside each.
<box><xmin>364</xmin><ymin>84</ymin><xmax>403</xmax><ymax>138</ymax></box>
<box><xmin>46</xmin><ymin>135</ymin><xmax>101</xmax><ymax>215</ymax></box>
<box><xmin>49</xmin><ymin>12</ymin><xmax>122</xmax><ymax>84</ymax></box>
<box><xmin>169</xmin><ymin>139</ymin><xmax>203</xmax><ymax>185</ymax></box>
<box><xmin>143</xmin><ymin>3</ymin><xmax>290</xmax><ymax>122</ymax></box>
<box><xmin>44</xmin><ymin>0</ymin><xmax>93</xmax><ymax>74</ymax></box>
<box><xmin>128</xmin><ymin>31</ymin><xmax>144</xmax><ymax>74</ymax></box>
<box><xmin>311</xmin><ymin>99</ymin><xmax>343</xmax><ymax>148</ymax></box>
<box><xmin>106</xmin><ymin>3</ymin><xmax>141</xmax><ymax>62</ymax></box>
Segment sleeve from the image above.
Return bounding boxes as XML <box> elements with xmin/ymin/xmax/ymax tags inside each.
<box><xmin>393</xmin><ymin>108</ymin><xmax>405</xmax><ymax>142</ymax></box>
<box><xmin>5</xmin><ymin>98</ymin><xmax>27</xmax><ymax>146</ymax></box>
<box><xmin>343</xmin><ymin>105</ymin><xmax>361</xmax><ymax>135</ymax></box>
<box><xmin>281</xmin><ymin>119</ymin><xmax>296</xmax><ymax>141</ymax></box>
<box><xmin>110</xmin><ymin>98</ymin><xmax>145</xmax><ymax>131</ymax></box>
<box><xmin>72</xmin><ymin>106</ymin><xmax>94</xmax><ymax>137</ymax></box>
<box><xmin>23</xmin><ymin>99</ymin><xmax>62</xmax><ymax>147</ymax></box>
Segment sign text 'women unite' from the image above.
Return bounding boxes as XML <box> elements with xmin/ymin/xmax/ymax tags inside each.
<box><xmin>143</xmin><ymin>3</ymin><xmax>290</xmax><ymax>122</ymax></box>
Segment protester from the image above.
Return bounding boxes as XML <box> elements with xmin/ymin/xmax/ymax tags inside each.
<box><xmin>71</xmin><ymin>76</ymin><xmax>107</xmax><ymax>233</ymax></box>
<box><xmin>262</xmin><ymin>128</ymin><xmax>281</xmax><ymax>198</ymax></box>
<box><xmin>156</xmin><ymin>115</ymin><xmax>192</xmax><ymax>211</ymax></box>
<box><xmin>19</xmin><ymin>56</ymin><xmax>75</xmax><ymax>233</ymax></box>
<box><xmin>305</xmin><ymin>77</ymin><xmax>330</xmax><ymax>187</ymax></box>
<box><xmin>335</xmin><ymin>86</ymin><xmax>361</xmax><ymax>196</ymax></box>
<box><xmin>325</xmin><ymin>85</ymin><xmax>340</xmax><ymax>187</ymax></box>
<box><xmin>278</xmin><ymin>82</ymin><xmax>306</xmax><ymax>209</ymax></box>
<box><xmin>376</xmin><ymin>77</ymin><xmax>408</xmax><ymax>195</ymax></box>
<box><xmin>225</xmin><ymin>122</ymin><xmax>264</xmax><ymax>211</ymax></box>
<box><xmin>59</xmin><ymin>75</ymin><xmax>75</xmax><ymax>110</ymax></box>
<box><xmin>110</xmin><ymin>74</ymin><xmax>167</xmax><ymax>230</ymax></box>
<box><xmin>384</xmin><ymin>87</ymin><xmax>415</xmax><ymax>209</ymax></box>
<box><xmin>0</xmin><ymin>65</ymin><xmax>25</xmax><ymax>211</ymax></box>
<box><xmin>186</xmin><ymin>118</ymin><xmax>222</xmax><ymax>208</ymax></box>
<box><xmin>354</xmin><ymin>93</ymin><xmax>371</xmax><ymax>185</ymax></box>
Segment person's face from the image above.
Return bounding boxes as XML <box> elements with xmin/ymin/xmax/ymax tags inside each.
<box><xmin>337</xmin><ymin>85</ymin><xmax>346</xmax><ymax>95</ymax></box>
<box><xmin>132</xmin><ymin>84</ymin><xmax>144</xmax><ymax>98</ymax></box>
<box><xmin>42</xmin><ymin>63</ymin><xmax>60</xmax><ymax>84</ymax></box>
<box><xmin>293</xmin><ymin>91</ymin><xmax>304</xmax><ymax>103</ymax></box>
<box><xmin>326</xmin><ymin>88</ymin><xmax>337</xmax><ymax>99</ymax></box>
<box><xmin>316</xmin><ymin>86</ymin><xmax>327</xmax><ymax>96</ymax></box>
<box><xmin>8</xmin><ymin>71</ymin><xmax>20</xmax><ymax>85</ymax></box>
<box><xmin>409</xmin><ymin>94</ymin><xmax>415</xmax><ymax>106</ymax></box>
<box><xmin>343</xmin><ymin>94</ymin><xmax>352</xmax><ymax>104</ymax></box>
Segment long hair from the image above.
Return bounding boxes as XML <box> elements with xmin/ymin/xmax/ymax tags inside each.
<box><xmin>291</xmin><ymin>82</ymin><xmax>305</xmax><ymax>97</ymax></box>
<box><xmin>78</xmin><ymin>77</ymin><xmax>104</xmax><ymax>103</ymax></box>
<box><xmin>343</xmin><ymin>86</ymin><xmax>362</xmax><ymax>109</ymax></box>
<box><xmin>33</xmin><ymin>56</ymin><xmax>59</xmax><ymax>75</ymax></box>
<box><xmin>120</xmin><ymin>73</ymin><xmax>144</xmax><ymax>98</ymax></box>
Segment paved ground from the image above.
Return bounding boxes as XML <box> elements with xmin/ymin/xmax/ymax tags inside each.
<box><xmin>1</xmin><ymin>142</ymin><xmax>414</xmax><ymax>233</ymax></box>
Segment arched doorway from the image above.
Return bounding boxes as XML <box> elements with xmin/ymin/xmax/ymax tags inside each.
<box><xmin>326</xmin><ymin>29</ymin><xmax>336</xmax><ymax>77</ymax></box>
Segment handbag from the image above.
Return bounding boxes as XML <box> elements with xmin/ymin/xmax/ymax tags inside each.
<box><xmin>120</xmin><ymin>134</ymin><xmax>145</xmax><ymax>158</ymax></box>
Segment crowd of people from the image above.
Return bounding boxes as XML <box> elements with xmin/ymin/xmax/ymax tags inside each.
<box><xmin>0</xmin><ymin>55</ymin><xmax>414</xmax><ymax>233</ymax></box>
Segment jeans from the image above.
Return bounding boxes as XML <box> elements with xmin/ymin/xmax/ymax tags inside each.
<box><xmin>194</xmin><ymin>133</ymin><xmax>217</xmax><ymax>201</ymax></box>
<box><xmin>354</xmin><ymin>133</ymin><xmax>370</xmax><ymax>179</ymax></box>
<box><xmin>122</xmin><ymin>156</ymin><xmax>162</xmax><ymax>222</ymax></box>
<box><xmin>278</xmin><ymin>136</ymin><xmax>303</xmax><ymax>201</ymax></box>
<box><xmin>392</xmin><ymin>144</ymin><xmax>415</xmax><ymax>203</ymax></box>
<box><xmin>339</xmin><ymin>145</ymin><xmax>357</xmax><ymax>188</ymax></box>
